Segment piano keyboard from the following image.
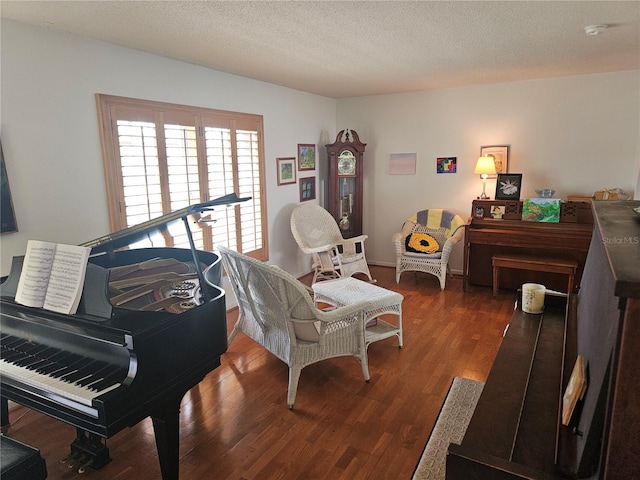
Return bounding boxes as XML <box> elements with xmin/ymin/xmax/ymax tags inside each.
<box><xmin>0</xmin><ymin>334</ymin><xmax>124</xmax><ymax>412</ymax></box>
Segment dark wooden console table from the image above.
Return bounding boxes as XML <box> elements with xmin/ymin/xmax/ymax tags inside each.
<box><xmin>463</xmin><ymin>200</ymin><xmax>593</xmax><ymax>293</ymax></box>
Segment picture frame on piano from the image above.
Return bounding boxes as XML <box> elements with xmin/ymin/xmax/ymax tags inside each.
<box><xmin>495</xmin><ymin>173</ymin><xmax>522</xmax><ymax>201</ymax></box>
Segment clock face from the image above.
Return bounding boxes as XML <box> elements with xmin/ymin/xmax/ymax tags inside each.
<box><xmin>337</xmin><ymin>151</ymin><xmax>356</xmax><ymax>175</ymax></box>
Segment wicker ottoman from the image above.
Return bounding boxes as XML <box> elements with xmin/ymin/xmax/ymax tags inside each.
<box><xmin>312</xmin><ymin>277</ymin><xmax>403</xmax><ymax>349</ymax></box>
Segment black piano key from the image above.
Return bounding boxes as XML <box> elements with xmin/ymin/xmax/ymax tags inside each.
<box><xmin>25</xmin><ymin>359</ymin><xmax>54</xmax><ymax>371</ymax></box>
<box><xmin>25</xmin><ymin>346</ymin><xmax>60</xmax><ymax>360</ymax></box>
<box><xmin>73</xmin><ymin>361</ymin><xmax>113</xmax><ymax>384</ymax></box>
<box><xmin>20</xmin><ymin>343</ymin><xmax>47</xmax><ymax>355</ymax></box>
<box><xmin>1</xmin><ymin>337</ymin><xmax>28</xmax><ymax>349</ymax></box>
<box><xmin>79</xmin><ymin>366</ymin><xmax>123</xmax><ymax>390</ymax></box>
<box><xmin>28</xmin><ymin>344</ymin><xmax>56</xmax><ymax>357</ymax></box>
<box><xmin>75</xmin><ymin>362</ymin><xmax>112</xmax><ymax>387</ymax></box>
<box><xmin>48</xmin><ymin>355</ymin><xmax>84</xmax><ymax>378</ymax></box>
<box><xmin>62</xmin><ymin>370</ymin><xmax>93</xmax><ymax>383</ymax></box>
<box><xmin>15</xmin><ymin>356</ymin><xmax>45</xmax><ymax>368</ymax></box>
<box><xmin>33</xmin><ymin>351</ymin><xmax>72</xmax><ymax>374</ymax></box>
<box><xmin>2</xmin><ymin>351</ymin><xmax>30</xmax><ymax>363</ymax></box>
<box><xmin>60</xmin><ymin>359</ymin><xmax>100</xmax><ymax>382</ymax></box>
<box><xmin>87</xmin><ymin>376</ymin><xmax>120</xmax><ymax>392</ymax></box>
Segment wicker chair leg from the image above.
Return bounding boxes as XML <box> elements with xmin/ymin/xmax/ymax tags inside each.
<box><xmin>287</xmin><ymin>367</ymin><xmax>302</xmax><ymax>409</ymax></box>
<box><xmin>359</xmin><ymin>357</ymin><xmax>371</xmax><ymax>383</ymax></box>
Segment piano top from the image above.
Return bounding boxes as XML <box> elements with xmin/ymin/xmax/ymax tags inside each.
<box><xmin>591</xmin><ymin>200</ymin><xmax>640</xmax><ymax>298</ymax></box>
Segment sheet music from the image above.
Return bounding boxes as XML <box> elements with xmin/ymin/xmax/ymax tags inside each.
<box><xmin>15</xmin><ymin>240</ymin><xmax>91</xmax><ymax>314</ymax></box>
<box><xmin>14</xmin><ymin>240</ymin><xmax>56</xmax><ymax>308</ymax></box>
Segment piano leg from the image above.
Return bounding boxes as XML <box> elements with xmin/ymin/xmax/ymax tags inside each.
<box><xmin>151</xmin><ymin>396</ymin><xmax>183</xmax><ymax>480</ymax></box>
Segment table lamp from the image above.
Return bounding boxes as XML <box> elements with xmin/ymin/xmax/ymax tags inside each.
<box><xmin>474</xmin><ymin>155</ymin><xmax>497</xmax><ymax>199</ymax></box>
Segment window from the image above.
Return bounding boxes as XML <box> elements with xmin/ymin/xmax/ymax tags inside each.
<box><xmin>96</xmin><ymin>94</ymin><xmax>268</xmax><ymax>260</ymax></box>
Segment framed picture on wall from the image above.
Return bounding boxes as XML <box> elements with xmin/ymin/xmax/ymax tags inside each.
<box><xmin>277</xmin><ymin>157</ymin><xmax>296</xmax><ymax>185</ymax></box>
<box><xmin>436</xmin><ymin>157</ymin><xmax>457</xmax><ymax>173</ymax></box>
<box><xmin>480</xmin><ymin>145</ymin><xmax>509</xmax><ymax>176</ymax></box>
<box><xmin>495</xmin><ymin>173</ymin><xmax>522</xmax><ymax>200</ymax></box>
<box><xmin>298</xmin><ymin>144</ymin><xmax>316</xmax><ymax>171</ymax></box>
<box><xmin>299</xmin><ymin>177</ymin><xmax>316</xmax><ymax>202</ymax></box>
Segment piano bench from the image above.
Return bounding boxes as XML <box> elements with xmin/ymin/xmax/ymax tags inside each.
<box><xmin>492</xmin><ymin>254</ymin><xmax>577</xmax><ymax>298</ymax></box>
<box><xmin>1</xmin><ymin>435</ymin><xmax>47</xmax><ymax>480</ymax></box>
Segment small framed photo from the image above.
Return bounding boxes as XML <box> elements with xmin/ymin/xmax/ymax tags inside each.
<box><xmin>474</xmin><ymin>206</ymin><xmax>485</xmax><ymax>219</ymax></box>
<box><xmin>490</xmin><ymin>205</ymin><xmax>505</xmax><ymax>219</ymax></box>
<box><xmin>277</xmin><ymin>157</ymin><xmax>296</xmax><ymax>185</ymax></box>
<box><xmin>495</xmin><ymin>173</ymin><xmax>522</xmax><ymax>200</ymax></box>
<box><xmin>299</xmin><ymin>177</ymin><xmax>316</xmax><ymax>202</ymax></box>
<box><xmin>298</xmin><ymin>144</ymin><xmax>316</xmax><ymax>171</ymax></box>
<box><xmin>480</xmin><ymin>145</ymin><xmax>509</xmax><ymax>176</ymax></box>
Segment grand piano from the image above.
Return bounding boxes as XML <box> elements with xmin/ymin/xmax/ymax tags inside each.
<box><xmin>0</xmin><ymin>193</ymin><xmax>248</xmax><ymax>480</ymax></box>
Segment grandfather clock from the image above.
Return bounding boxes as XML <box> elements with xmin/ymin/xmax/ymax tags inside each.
<box><xmin>325</xmin><ymin>129</ymin><xmax>366</xmax><ymax>238</ymax></box>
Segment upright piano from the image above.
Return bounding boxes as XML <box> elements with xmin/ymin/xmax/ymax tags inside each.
<box><xmin>464</xmin><ymin>200</ymin><xmax>593</xmax><ymax>293</ymax></box>
<box><xmin>0</xmin><ymin>193</ymin><xmax>248</xmax><ymax>480</ymax></box>
<box><xmin>447</xmin><ymin>200</ymin><xmax>640</xmax><ymax>479</ymax></box>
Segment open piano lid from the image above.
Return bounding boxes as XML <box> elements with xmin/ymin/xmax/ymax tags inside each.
<box><xmin>82</xmin><ymin>192</ymin><xmax>250</xmax><ymax>254</ymax></box>
<box><xmin>80</xmin><ymin>192</ymin><xmax>251</xmax><ymax>317</ymax></box>
<box><xmin>0</xmin><ymin>193</ymin><xmax>250</xmax><ymax>320</ymax></box>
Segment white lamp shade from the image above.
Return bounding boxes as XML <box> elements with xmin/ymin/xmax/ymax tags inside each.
<box><xmin>474</xmin><ymin>155</ymin><xmax>497</xmax><ymax>175</ymax></box>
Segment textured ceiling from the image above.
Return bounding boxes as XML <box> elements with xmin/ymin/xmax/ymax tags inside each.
<box><xmin>2</xmin><ymin>1</ymin><xmax>639</xmax><ymax>99</ymax></box>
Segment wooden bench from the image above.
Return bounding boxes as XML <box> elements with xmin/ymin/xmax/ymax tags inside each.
<box><xmin>492</xmin><ymin>254</ymin><xmax>577</xmax><ymax>298</ymax></box>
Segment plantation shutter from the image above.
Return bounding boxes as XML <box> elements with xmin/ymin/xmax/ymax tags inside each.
<box><xmin>97</xmin><ymin>94</ymin><xmax>267</xmax><ymax>259</ymax></box>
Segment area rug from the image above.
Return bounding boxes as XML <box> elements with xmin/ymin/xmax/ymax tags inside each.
<box><xmin>412</xmin><ymin>377</ymin><xmax>484</xmax><ymax>480</ymax></box>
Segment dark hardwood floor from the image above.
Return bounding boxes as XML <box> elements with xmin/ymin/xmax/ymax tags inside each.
<box><xmin>4</xmin><ymin>266</ymin><xmax>516</xmax><ymax>479</ymax></box>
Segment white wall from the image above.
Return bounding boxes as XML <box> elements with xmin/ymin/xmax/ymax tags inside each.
<box><xmin>336</xmin><ymin>71</ymin><xmax>640</xmax><ymax>272</ymax></box>
<box><xmin>2</xmin><ymin>19</ymin><xmax>638</xmax><ymax>285</ymax></box>
<box><xmin>0</xmin><ymin>19</ymin><xmax>336</xmax><ymax>278</ymax></box>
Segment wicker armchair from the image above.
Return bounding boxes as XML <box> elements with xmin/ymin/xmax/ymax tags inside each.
<box><xmin>392</xmin><ymin>209</ymin><xmax>465</xmax><ymax>290</ymax></box>
<box><xmin>290</xmin><ymin>204</ymin><xmax>374</xmax><ymax>283</ymax></box>
<box><xmin>218</xmin><ymin>246</ymin><xmax>371</xmax><ymax>409</ymax></box>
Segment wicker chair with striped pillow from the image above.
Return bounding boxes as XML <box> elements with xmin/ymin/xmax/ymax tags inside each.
<box><xmin>392</xmin><ymin>209</ymin><xmax>465</xmax><ymax>290</ymax></box>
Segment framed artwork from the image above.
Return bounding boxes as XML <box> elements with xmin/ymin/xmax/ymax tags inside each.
<box><xmin>389</xmin><ymin>153</ymin><xmax>416</xmax><ymax>175</ymax></box>
<box><xmin>495</xmin><ymin>173</ymin><xmax>522</xmax><ymax>200</ymax></box>
<box><xmin>299</xmin><ymin>177</ymin><xmax>316</xmax><ymax>202</ymax></box>
<box><xmin>474</xmin><ymin>206</ymin><xmax>485</xmax><ymax>219</ymax></box>
<box><xmin>522</xmin><ymin>198</ymin><xmax>561</xmax><ymax>223</ymax></box>
<box><xmin>298</xmin><ymin>144</ymin><xmax>316</xmax><ymax>171</ymax></box>
<box><xmin>436</xmin><ymin>157</ymin><xmax>457</xmax><ymax>174</ymax></box>
<box><xmin>1</xmin><ymin>141</ymin><xmax>18</xmax><ymax>234</ymax></box>
<box><xmin>277</xmin><ymin>157</ymin><xmax>296</xmax><ymax>185</ymax></box>
<box><xmin>480</xmin><ymin>145</ymin><xmax>509</xmax><ymax>176</ymax></box>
